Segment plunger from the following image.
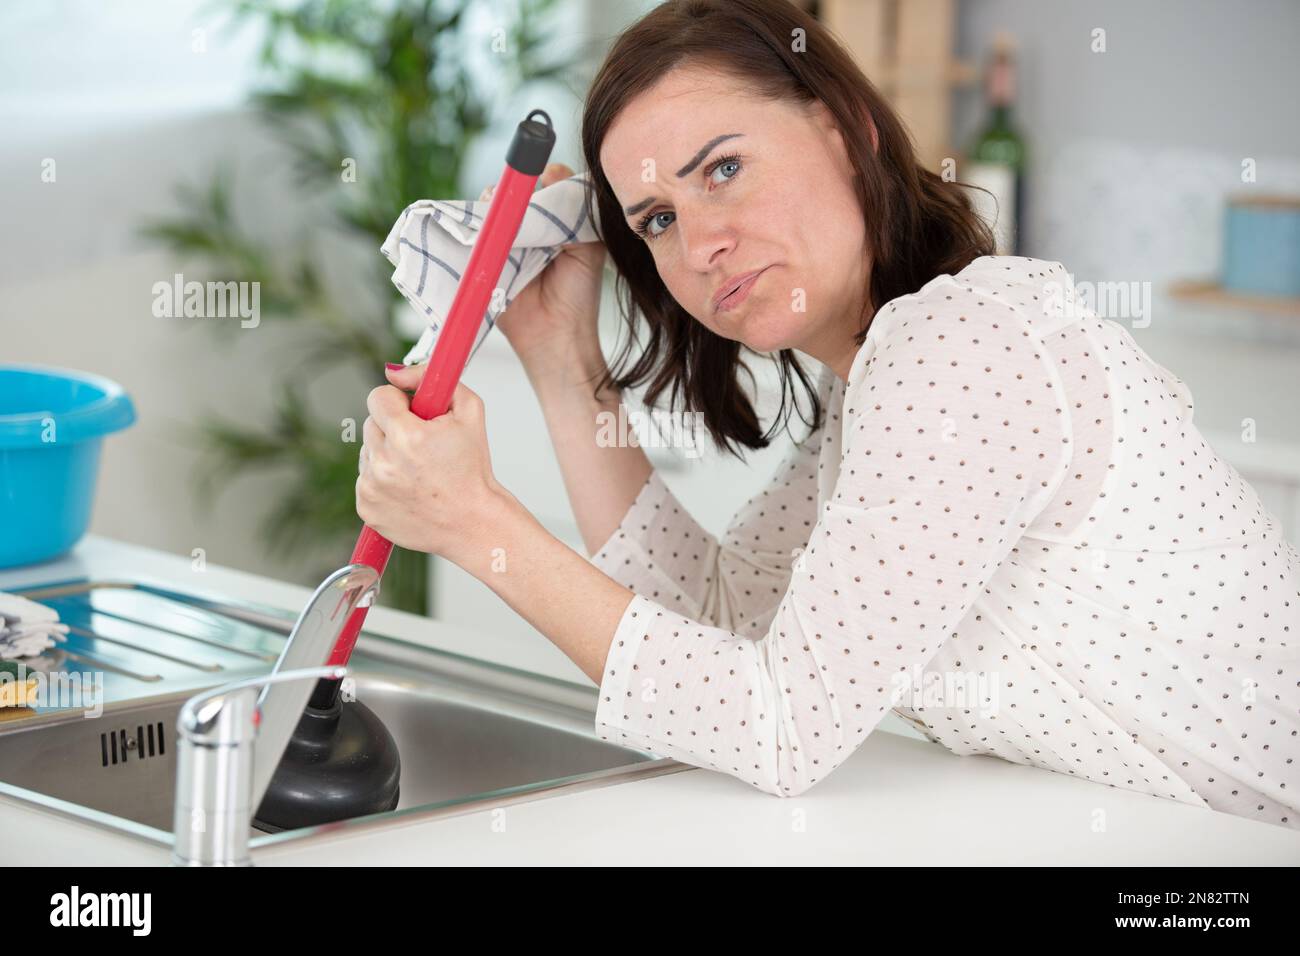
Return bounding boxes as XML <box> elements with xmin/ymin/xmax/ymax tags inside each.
<box><xmin>253</xmin><ymin>109</ymin><xmax>557</xmax><ymax>832</ymax></box>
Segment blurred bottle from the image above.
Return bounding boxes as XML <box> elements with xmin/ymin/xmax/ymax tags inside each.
<box><xmin>964</xmin><ymin>32</ymin><xmax>1027</xmax><ymax>255</ymax></box>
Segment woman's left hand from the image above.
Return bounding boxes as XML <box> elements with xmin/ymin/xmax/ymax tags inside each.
<box><xmin>355</xmin><ymin>363</ymin><xmax>503</xmax><ymax>561</ymax></box>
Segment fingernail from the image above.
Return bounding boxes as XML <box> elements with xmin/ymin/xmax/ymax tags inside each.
<box><xmin>385</xmin><ymin>362</ymin><xmax>404</xmax><ymax>371</ymax></box>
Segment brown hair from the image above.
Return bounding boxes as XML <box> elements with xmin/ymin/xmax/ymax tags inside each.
<box><xmin>582</xmin><ymin>0</ymin><xmax>995</xmax><ymax>457</ymax></box>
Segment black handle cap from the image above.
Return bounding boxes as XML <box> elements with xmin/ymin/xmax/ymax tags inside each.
<box><xmin>506</xmin><ymin>108</ymin><xmax>556</xmax><ymax>176</ymax></box>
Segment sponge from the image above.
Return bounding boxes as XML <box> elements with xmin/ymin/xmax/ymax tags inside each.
<box><xmin>0</xmin><ymin>659</ymin><xmax>38</xmax><ymax>709</ymax></box>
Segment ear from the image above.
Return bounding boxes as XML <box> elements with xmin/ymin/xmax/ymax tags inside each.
<box><xmin>812</xmin><ymin>98</ymin><xmax>878</xmax><ymax>158</ymax></box>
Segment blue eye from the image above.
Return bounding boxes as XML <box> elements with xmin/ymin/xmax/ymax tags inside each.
<box><xmin>710</xmin><ymin>158</ymin><xmax>741</xmax><ymax>185</ymax></box>
<box><xmin>633</xmin><ymin>152</ymin><xmax>744</xmax><ymax>242</ymax></box>
<box><xmin>639</xmin><ymin>210</ymin><xmax>675</xmax><ymax>239</ymax></box>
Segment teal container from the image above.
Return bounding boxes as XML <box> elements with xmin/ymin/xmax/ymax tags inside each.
<box><xmin>0</xmin><ymin>365</ymin><xmax>136</xmax><ymax>568</ymax></box>
<box><xmin>1222</xmin><ymin>196</ymin><xmax>1300</xmax><ymax>298</ymax></box>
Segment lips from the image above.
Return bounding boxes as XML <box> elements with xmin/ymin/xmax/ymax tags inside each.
<box><xmin>712</xmin><ymin>266</ymin><xmax>771</xmax><ymax>312</ymax></box>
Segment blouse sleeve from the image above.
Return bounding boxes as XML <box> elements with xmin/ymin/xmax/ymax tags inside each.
<box><xmin>593</xmin><ymin>296</ymin><xmax>1072</xmax><ymax>796</ymax></box>
<box><xmin>590</xmin><ymin>369</ymin><xmax>837</xmax><ymax>635</ymax></box>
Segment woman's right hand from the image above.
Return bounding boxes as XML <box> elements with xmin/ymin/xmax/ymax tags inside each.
<box><xmin>483</xmin><ymin>163</ymin><xmax>608</xmax><ymax>377</ymax></box>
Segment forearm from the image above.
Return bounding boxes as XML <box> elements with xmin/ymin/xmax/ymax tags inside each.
<box><xmin>451</xmin><ymin>485</ymin><xmax>634</xmax><ymax>685</ymax></box>
<box><xmin>522</xmin><ymin>338</ymin><xmax>653</xmax><ymax>556</ymax></box>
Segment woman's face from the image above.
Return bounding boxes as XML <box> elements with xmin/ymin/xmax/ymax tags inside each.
<box><xmin>600</xmin><ymin>63</ymin><xmax>870</xmax><ymax>363</ymax></box>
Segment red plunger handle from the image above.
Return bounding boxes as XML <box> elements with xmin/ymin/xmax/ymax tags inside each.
<box><xmin>326</xmin><ymin>110</ymin><xmax>556</xmax><ymax>670</ymax></box>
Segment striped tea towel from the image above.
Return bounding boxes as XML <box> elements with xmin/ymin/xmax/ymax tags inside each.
<box><xmin>380</xmin><ymin>172</ymin><xmax>602</xmax><ymax>366</ymax></box>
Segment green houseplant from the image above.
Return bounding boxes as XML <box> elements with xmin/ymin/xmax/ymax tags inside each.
<box><xmin>141</xmin><ymin>0</ymin><xmax>576</xmax><ymax>613</ymax></box>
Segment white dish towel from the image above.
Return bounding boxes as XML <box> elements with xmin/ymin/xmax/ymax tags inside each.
<box><xmin>0</xmin><ymin>591</ymin><xmax>69</xmax><ymax>660</ymax></box>
<box><xmin>380</xmin><ymin>171</ymin><xmax>602</xmax><ymax>366</ymax></box>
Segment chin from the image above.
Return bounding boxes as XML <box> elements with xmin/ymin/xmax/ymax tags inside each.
<box><xmin>731</xmin><ymin>309</ymin><xmax>805</xmax><ymax>354</ymax></box>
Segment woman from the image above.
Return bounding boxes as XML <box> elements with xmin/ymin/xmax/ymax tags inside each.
<box><xmin>356</xmin><ymin>0</ymin><xmax>1299</xmax><ymax>829</ymax></box>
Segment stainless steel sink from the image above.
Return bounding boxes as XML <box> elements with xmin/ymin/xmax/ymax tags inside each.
<box><xmin>0</xmin><ymin>578</ymin><xmax>685</xmax><ymax>852</ymax></box>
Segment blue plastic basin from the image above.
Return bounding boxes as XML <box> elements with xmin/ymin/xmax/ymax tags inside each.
<box><xmin>0</xmin><ymin>365</ymin><xmax>136</xmax><ymax>568</ymax></box>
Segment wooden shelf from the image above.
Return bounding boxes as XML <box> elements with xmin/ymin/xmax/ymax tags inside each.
<box><xmin>1168</xmin><ymin>279</ymin><xmax>1300</xmax><ymax>318</ymax></box>
<box><xmin>820</xmin><ymin>0</ymin><xmax>966</xmax><ymax>170</ymax></box>
<box><xmin>870</xmin><ymin>60</ymin><xmax>979</xmax><ymax>91</ymax></box>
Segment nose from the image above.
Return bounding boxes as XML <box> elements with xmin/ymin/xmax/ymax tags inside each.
<box><xmin>678</xmin><ymin>204</ymin><xmax>735</xmax><ymax>273</ymax></box>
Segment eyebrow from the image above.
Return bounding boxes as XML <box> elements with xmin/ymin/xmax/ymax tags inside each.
<box><xmin>622</xmin><ymin>133</ymin><xmax>744</xmax><ymax>218</ymax></box>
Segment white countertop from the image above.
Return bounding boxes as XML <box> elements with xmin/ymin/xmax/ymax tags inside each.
<box><xmin>3</xmin><ymin>536</ymin><xmax>1299</xmax><ymax>866</ymax></box>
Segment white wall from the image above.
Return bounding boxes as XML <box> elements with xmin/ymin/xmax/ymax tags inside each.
<box><xmin>0</xmin><ymin>1</ymin><xmax>401</xmax><ymax>593</ymax></box>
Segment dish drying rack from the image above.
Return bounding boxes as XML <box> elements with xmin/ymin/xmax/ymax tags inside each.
<box><xmin>4</xmin><ymin>577</ymin><xmax>304</xmax><ymax>710</ymax></box>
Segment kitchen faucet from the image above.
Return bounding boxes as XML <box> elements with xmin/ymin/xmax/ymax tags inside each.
<box><xmin>171</xmin><ymin>563</ymin><xmax>380</xmax><ymax>866</ymax></box>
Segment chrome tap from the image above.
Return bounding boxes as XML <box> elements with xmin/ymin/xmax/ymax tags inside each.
<box><xmin>171</xmin><ymin>564</ymin><xmax>380</xmax><ymax>866</ymax></box>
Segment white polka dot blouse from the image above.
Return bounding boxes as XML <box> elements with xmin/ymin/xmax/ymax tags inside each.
<box><xmin>590</xmin><ymin>255</ymin><xmax>1299</xmax><ymax>831</ymax></box>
